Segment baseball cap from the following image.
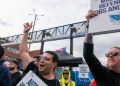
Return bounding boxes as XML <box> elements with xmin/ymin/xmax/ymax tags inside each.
<box><xmin>12</xmin><ymin>60</ymin><xmax>20</xmax><ymax>69</ymax></box>
<box><xmin>0</xmin><ymin>45</ymin><xmax>4</xmax><ymax>59</ymax></box>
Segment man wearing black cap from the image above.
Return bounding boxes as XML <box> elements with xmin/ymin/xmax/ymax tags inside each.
<box><xmin>0</xmin><ymin>45</ymin><xmax>11</xmax><ymax>86</ymax></box>
<box><xmin>9</xmin><ymin>60</ymin><xmax>23</xmax><ymax>86</ymax></box>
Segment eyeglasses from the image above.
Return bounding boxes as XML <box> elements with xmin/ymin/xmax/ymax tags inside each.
<box><xmin>105</xmin><ymin>52</ymin><xmax>120</xmax><ymax>57</ymax></box>
<box><xmin>39</xmin><ymin>57</ymin><xmax>51</xmax><ymax>61</ymax></box>
<box><xmin>63</xmin><ymin>73</ymin><xmax>69</xmax><ymax>75</ymax></box>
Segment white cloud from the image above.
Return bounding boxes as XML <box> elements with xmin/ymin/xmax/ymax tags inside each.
<box><xmin>1</xmin><ymin>0</ymin><xmax>120</xmax><ymax>66</ymax></box>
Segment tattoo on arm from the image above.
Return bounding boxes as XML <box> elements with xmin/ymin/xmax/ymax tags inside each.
<box><xmin>84</xmin><ymin>33</ymin><xmax>93</xmax><ymax>44</ymax></box>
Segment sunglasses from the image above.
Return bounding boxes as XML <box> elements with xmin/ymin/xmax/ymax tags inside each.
<box><xmin>63</xmin><ymin>73</ymin><xmax>69</xmax><ymax>75</ymax></box>
<box><xmin>39</xmin><ymin>57</ymin><xmax>51</xmax><ymax>61</ymax></box>
<box><xmin>105</xmin><ymin>52</ymin><xmax>120</xmax><ymax>57</ymax></box>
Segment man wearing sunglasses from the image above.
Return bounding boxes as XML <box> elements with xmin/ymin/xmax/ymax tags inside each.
<box><xmin>83</xmin><ymin>10</ymin><xmax>120</xmax><ymax>86</ymax></box>
<box><xmin>20</xmin><ymin>22</ymin><xmax>61</xmax><ymax>86</ymax></box>
<box><xmin>59</xmin><ymin>69</ymin><xmax>75</xmax><ymax>86</ymax></box>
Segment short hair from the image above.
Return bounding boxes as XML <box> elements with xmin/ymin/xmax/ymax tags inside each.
<box><xmin>45</xmin><ymin>51</ymin><xmax>59</xmax><ymax>63</ymax></box>
<box><xmin>12</xmin><ymin>60</ymin><xmax>20</xmax><ymax>69</ymax></box>
<box><xmin>109</xmin><ymin>46</ymin><xmax>120</xmax><ymax>50</ymax></box>
<box><xmin>33</xmin><ymin>56</ymin><xmax>39</xmax><ymax>62</ymax></box>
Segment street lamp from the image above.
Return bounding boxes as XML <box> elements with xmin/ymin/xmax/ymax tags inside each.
<box><xmin>70</xmin><ymin>22</ymin><xmax>87</xmax><ymax>37</ymax></box>
<box><xmin>70</xmin><ymin>27</ymin><xmax>79</xmax><ymax>36</ymax></box>
<box><xmin>45</xmin><ymin>32</ymin><xmax>55</xmax><ymax>40</ymax></box>
<box><xmin>28</xmin><ymin>9</ymin><xmax>44</xmax><ymax>52</ymax></box>
<box><xmin>29</xmin><ymin>9</ymin><xmax>44</xmax><ymax>39</ymax></box>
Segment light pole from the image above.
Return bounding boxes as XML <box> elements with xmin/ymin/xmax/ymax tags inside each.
<box><xmin>28</xmin><ymin>9</ymin><xmax>44</xmax><ymax>53</ymax></box>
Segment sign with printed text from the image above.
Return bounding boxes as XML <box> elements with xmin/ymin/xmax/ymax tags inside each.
<box><xmin>89</xmin><ymin>0</ymin><xmax>120</xmax><ymax>33</ymax></box>
<box><xmin>79</xmin><ymin>64</ymin><xmax>89</xmax><ymax>78</ymax></box>
<box><xmin>17</xmin><ymin>70</ymin><xmax>47</xmax><ymax>86</ymax></box>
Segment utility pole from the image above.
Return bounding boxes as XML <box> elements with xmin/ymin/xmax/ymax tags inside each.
<box><xmin>28</xmin><ymin>9</ymin><xmax>44</xmax><ymax>53</ymax></box>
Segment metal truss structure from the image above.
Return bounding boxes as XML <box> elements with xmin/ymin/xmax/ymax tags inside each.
<box><xmin>0</xmin><ymin>21</ymin><xmax>86</xmax><ymax>46</ymax></box>
<box><xmin>1</xmin><ymin>21</ymin><xmax>120</xmax><ymax>54</ymax></box>
<box><xmin>1</xmin><ymin>21</ymin><xmax>120</xmax><ymax>46</ymax></box>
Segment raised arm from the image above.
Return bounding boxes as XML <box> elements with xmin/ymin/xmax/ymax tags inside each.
<box><xmin>20</xmin><ymin>22</ymin><xmax>33</xmax><ymax>70</ymax></box>
<box><xmin>84</xmin><ymin>10</ymin><xmax>98</xmax><ymax>44</ymax></box>
<box><xmin>83</xmin><ymin>10</ymin><xmax>104</xmax><ymax>81</ymax></box>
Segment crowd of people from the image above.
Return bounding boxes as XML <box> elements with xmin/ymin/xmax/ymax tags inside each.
<box><xmin>0</xmin><ymin>10</ymin><xmax>120</xmax><ymax>86</ymax></box>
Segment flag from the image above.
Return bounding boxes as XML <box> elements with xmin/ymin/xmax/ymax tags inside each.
<box><xmin>56</xmin><ymin>47</ymin><xmax>66</xmax><ymax>51</ymax></box>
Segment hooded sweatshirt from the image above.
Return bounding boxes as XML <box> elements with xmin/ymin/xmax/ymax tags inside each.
<box><xmin>59</xmin><ymin>69</ymin><xmax>75</xmax><ymax>86</ymax></box>
<box><xmin>0</xmin><ymin>59</ymin><xmax>11</xmax><ymax>86</ymax></box>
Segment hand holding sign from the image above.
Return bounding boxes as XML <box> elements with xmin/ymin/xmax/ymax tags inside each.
<box><xmin>86</xmin><ymin>10</ymin><xmax>98</xmax><ymax>24</ymax></box>
<box><xmin>89</xmin><ymin>0</ymin><xmax>120</xmax><ymax>33</ymax></box>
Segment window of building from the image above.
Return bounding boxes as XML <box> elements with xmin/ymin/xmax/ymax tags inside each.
<box><xmin>4</xmin><ymin>56</ymin><xmax>17</xmax><ymax>61</ymax></box>
<box><xmin>7</xmin><ymin>47</ymin><xmax>11</xmax><ymax>52</ymax></box>
<box><xmin>10</xmin><ymin>48</ymin><xmax>14</xmax><ymax>53</ymax></box>
<box><xmin>7</xmin><ymin>47</ymin><xmax>20</xmax><ymax>54</ymax></box>
<box><xmin>16</xmin><ymin>50</ymin><xmax>19</xmax><ymax>54</ymax></box>
<box><xmin>13</xmin><ymin>49</ymin><xmax>16</xmax><ymax>53</ymax></box>
<box><xmin>17</xmin><ymin>49</ymin><xmax>20</xmax><ymax>54</ymax></box>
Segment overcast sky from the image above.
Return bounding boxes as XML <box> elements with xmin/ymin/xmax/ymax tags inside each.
<box><xmin>1</xmin><ymin>0</ymin><xmax>120</xmax><ymax>66</ymax></box>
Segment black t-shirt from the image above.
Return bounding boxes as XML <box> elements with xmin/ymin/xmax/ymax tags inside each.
<box><xmin>25</xmin><ymin>62</ymin><xmax>61</xmax><ymax>86</ymax></box>
<box><xmin>83</xmin><ymin>43</ymin><xmax>120</xmax><ymax>86</ymax></box>
<box><xmin>18</xmin><ymin>69</ymin><xmax>26</xmax><ymax>77</ymax></box>
<box><xmin>11</xmin><ymin>71</ymin><xmax>23</xmax><ymax>86</ymax></box>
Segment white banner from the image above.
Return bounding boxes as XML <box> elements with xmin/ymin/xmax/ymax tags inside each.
<box><xmin>17</xmin><ymin>70</ymin><xmax>47</xmax><ymax>86</ymax></box>
<box><xmin>78</xmin><ymin>64</ymin><xmax>89</xmax><ymax>78</ymax></box>
<box><xmin>89</xmin><ymin>0</ymin><xmax>120</xmax><ymax>33</ymax></box>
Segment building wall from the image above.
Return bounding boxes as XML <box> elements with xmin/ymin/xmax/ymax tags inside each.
<box><xmin>2</xmin><ymin>45</ymin><xmax>41</xmax><ymax>61</ymax></box>
<box><xmin>3</xmin><ymin>46</ymin><xmax>20</xmax><ymax>59</ymax></box>
<box><xmin>29</xmin><ymin>50</ymin><xmax>41</xmax><ymax>57</ymax></box>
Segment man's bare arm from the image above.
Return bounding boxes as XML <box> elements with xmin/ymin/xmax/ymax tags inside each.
<box><xmin>20</xmin><ymin>22</ymin><xmax>33</xmax><ymax>70</ymax></box>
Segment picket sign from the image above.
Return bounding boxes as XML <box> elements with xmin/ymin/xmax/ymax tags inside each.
<box><xmin>78</xmin><ymin>64</ymin><xmax>89</xmax><ymax>78</ymax></box>
<box><xmin>17</xmin><ymin>70</ymin><xmax>47</xmax><ymax>86</ymax></box>
<box><xmin>89</xmin><ymin>0</ymin><xmax>120</xmax><ymax>33</ymax></box>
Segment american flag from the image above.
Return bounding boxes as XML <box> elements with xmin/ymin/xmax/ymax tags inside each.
<box><xmin>56</xmin><ymin>47</ymin><xmax>66</xmax><ymax>51</ymax></box>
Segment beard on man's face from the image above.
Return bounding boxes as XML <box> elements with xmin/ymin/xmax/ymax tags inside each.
<box><xmin>9</xmin><ymin>66</ymin><xmax>15</xmax><ymax>70</ymax></box>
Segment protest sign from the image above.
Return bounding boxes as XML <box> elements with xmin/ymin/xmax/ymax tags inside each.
<box><xmin>89</xmin><ymin>0</ymin><xmax>120</xmax><ymax>33</ymax></box>
<box><xmin>17</xmin><ymin>70</ymin><xmax>47</xmax><ymax>86</ymax></box>
<box><xmin>78</xmin><ymin>64</ymin><xmax>89</xmax><ymax>78</ymax></box>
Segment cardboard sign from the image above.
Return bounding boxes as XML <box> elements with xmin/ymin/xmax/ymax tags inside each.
<box><xmin>17</xmin><ymin>70</ymin><xmax>47</xmax><ymax>86</ymax></box>
<box><xmin>89</xmin><ymin>0</ymin><xmax>120</xmax><ymax>33</ymax></box>
<box><xmin>78</xmin><ymin>64</ymin><xmax>89</xmax><ymax>78</ymax></box>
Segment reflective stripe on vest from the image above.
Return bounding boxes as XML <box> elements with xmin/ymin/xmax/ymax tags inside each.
<box><xmin>70</xmin><ymin>81</ymin><xmax>73</xmax><ymax>86</ymax></box>
<box><xmin>60</xmin><ymin>80</ymin><xmax>63</xmax><ymax>86</ymax></box>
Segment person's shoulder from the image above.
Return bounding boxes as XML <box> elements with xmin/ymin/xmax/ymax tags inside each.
<box><xmin>56</xmin><ymin>79</ymin><xmax>61</xmax><ymax>86</ymax></box>
<box><xmin>58</xmin><ymin>79</ymin><xmax>62</xmax><ymax>82</ymax></box>
<box><xmin>0</xmin><ymin>65</ymin><xmax>9</xmax><ymax>72</ymax></box>
<box><xmin>25</xmin><ymin>61</ymin><xmax>39</xmax><ymax>73</ymax></box>
<box><xmin>15</xmin><ymin>71</ymin><xmax>23</xmax><ymax>79</ymax></box>
<box><xmin>13</xmin><ymin>71</ymin><xmax>23</xmax><ymax>76</ymax></box>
